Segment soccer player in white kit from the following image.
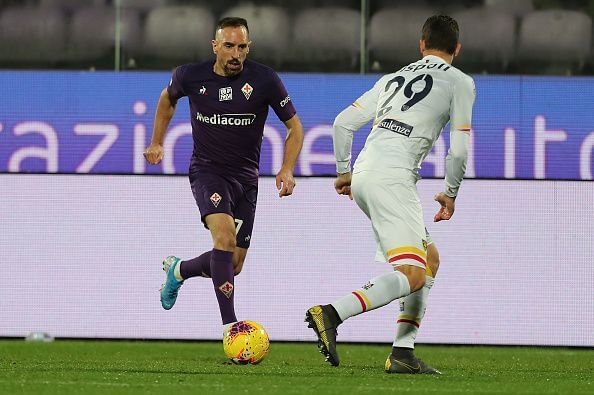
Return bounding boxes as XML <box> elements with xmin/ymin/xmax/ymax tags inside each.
<box><xmin>305</xmin><ymin>15</ymin><xmax>475</xmax><ymax>373</ymax></box>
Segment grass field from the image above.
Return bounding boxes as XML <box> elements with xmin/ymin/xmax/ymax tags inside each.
<box><xmin>0</xmin><ymin>340</ymin><xmax>592</xmax><ymax>394</ymax></box>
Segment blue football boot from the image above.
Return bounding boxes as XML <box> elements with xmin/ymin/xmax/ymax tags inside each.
<box><xmin>160</xmin><ymin>256</ymin><xmax>184</xmax><ymax>310</ymax></box>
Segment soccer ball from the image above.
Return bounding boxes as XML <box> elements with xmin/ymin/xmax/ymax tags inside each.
<box><xmin>223</xmin><ymin>320</ymin><xmax>270</xmax><ymax>365</ymax></box>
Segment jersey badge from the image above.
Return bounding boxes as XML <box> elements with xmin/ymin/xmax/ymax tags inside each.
<box><xmin>241</xmin><ymin>83</ymin><xmax>253</xmax><ymax>100</ymax></box>
<box><xmin>219</xmin><ymin>87</ymin><xmax>232</xmax><ymax>101</ymax></box>
<box><xmin>210</xmin><ymin>192</ymin><xmax>222</xmax><ymax>207</ymax></box>
<box><xmin>199</xmin><ymin>85</ymin><xmax>207</xmax><ymax>95</ymax></box>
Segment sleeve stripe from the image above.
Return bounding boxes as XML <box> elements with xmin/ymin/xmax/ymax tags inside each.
<box><xmin>455</xmin><ymin>125</ymin><xmax>472</xmax><ymax>134</ymax></box>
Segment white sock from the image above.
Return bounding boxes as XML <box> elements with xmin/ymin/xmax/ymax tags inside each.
<box><xmin>332</xmin><ymin>271</ymin><xmax>411</xmax><ymax>322</ymax></box>
<box><xmin>393</xmin><ymin>275</ymin><xmax>434</xmax><ymax>349</ymax></box>
<box><xmin>174</xmin><ymin>261</ymin><xmax>184</xmax><ymax>282</ymax></box>
<box><xmin>222</xmin><ymin>321</ymin><xmax>238</xmax><ymax>336</ymax></box>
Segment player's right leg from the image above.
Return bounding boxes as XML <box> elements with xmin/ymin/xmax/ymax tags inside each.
<box><xmin>305</xmin><ymin>304</ymin><xmax>342</xmax><ymax>366</ymax></box>
<box><xmin>160</xmin><ymin>255</ymin><xmax>185</xmax><ymax>310</ymax></box>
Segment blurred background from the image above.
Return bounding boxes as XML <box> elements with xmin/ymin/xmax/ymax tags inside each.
<box><xmin>1</xmin><ymin>0</ymin><xmax>594</xmax><ymax>75</ymax></box>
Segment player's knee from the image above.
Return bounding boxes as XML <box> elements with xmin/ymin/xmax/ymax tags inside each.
<box><xmin>233</xmin><ymin>258</ymin><xmax>244</xmax><ymax>275</ymax></box>
<box><xmin>395</xmin><ymin>265</ymin><xmax>426</xmax><ymax>292</ymax></box>
<box><xmin>212</xmin><ymin>232</ymin><xmax>237</xmax><ymax>252</ymax></box>
<box><xmin>408</xmin><ymin>271</ymin><xmax>426</xmax><ymax>292</ymax></box>
<box><xmin>233</xmin><ymin>248</ymin><xmax>247</xmax><ymax>276</ymax></box>
<box><xmin>426</xmin><ymin>243</ymin><xmax>440</xmax><ymax>277</ymax></box>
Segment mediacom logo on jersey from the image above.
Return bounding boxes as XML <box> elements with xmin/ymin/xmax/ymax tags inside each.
<box><xmin>196</xmin><ymin>112</ymin><xmax>256</xmax><ymax>126</ymax></box>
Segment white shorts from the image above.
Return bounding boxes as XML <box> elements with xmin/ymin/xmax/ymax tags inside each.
<box><xmin>352</xmin><ymin>169</ymin><xmax>428</xmax><ymax>270</ymax></box>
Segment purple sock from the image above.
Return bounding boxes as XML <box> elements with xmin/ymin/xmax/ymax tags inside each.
<box><xmin>179</xmin><ymin>251</ymin><xmax>212</xmax><ymax>279</ymax></box>
<box><xmin>210</xmin><ymin>249</ymin><xmax>237</xmax><ymax>324</ymax></box>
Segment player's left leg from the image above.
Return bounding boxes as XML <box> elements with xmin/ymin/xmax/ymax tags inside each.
<box><xmin>386</xmin><ymin>236</ymin><xmax>441</xmax><ymax>375</ymax></box>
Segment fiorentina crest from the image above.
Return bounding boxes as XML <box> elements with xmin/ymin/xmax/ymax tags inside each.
<box><xmin>241</xmin><ymin>83</ymin><xmax>253</xmax><ymax>100</ymax></box>
<box><xmin>219</xmin><ymin>281</ymin><xmax>234</xmax><ymax>298</ymax></box>
<box><xmin>210</xmin><ymin>192</ymin><xmax>222</xmax><ymax>207</ymax></box>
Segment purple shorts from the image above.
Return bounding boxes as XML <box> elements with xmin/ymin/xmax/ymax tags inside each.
<box><xmin>189</xmin><ymin>170</ymin><xmax>257</xmax><ymax>249</ymax></box>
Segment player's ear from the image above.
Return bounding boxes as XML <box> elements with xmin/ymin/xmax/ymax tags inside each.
<box><xmin>246</xmin><ymin>41</ymin><xmax>252</xmax><ymax>54</ymax></box>
<box><xmin>212</xmin><ymin>39</ymin><xmax>218</xmax><ymax>54</ymax></box>
<box><xmin>453</xmin><ymin>42</ymin><xmax>461</xmax><ymax>57</ymax></box>
<box><xmin>419</xmin><ymin>39</ymin><xmax>425</xmax><ymax>54</ymax></box>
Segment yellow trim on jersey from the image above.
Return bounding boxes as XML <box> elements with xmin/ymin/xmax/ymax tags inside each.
<box><xmin>386</xmin><ymin>246</ymin><xmax>427</xmax><ymax>260</ymax></box>
<box><xmin>351</xmin><ymin>101</ymin><xmax>363</xmax><ymax>109</ymax></box>
<box><xmin>455</xmin><ymin>124</ymin><xmax>472</xmax><ymax>134</ymax></box>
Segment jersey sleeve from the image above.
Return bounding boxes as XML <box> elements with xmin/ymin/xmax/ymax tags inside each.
<box><xmin>166</xmin><ymin>65</ymin><xmax>189</xmax><ymax>103</ymax></box>
<box><xmin>444</xmin><ymin>75</ymin><xmax>476</xmax><ymax>197</ymax></box>
<box><xmin>449</xmin><ymin>75</ymin><xmax>475</xmax><ymax>134</ymax></box>
<box><xmin>267</xmin><ymin>70</ymin><xmax>296</xmax><ymax>122</ymax></box>
<box><xmin>333</xmin><ymin>77</ymin><xmax>384</xmax><ymax>173</ymax></box>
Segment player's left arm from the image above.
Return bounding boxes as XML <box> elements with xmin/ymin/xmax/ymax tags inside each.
<box><xmin>267</xmin><ymin>71</ymin><xmax>304</xmax><ymax>198</ymax></box>
<box><xmin>276</xmin><ymin>114</ymin><xmax>304</xmax><ymax>197</ymax></box>
<box><xmin>435</xmin><ymin>75</ymin><xmax>476</xmax><ymax>222</ymax></box>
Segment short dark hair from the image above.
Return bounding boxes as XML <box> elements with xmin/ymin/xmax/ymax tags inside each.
<box><xmin>216</xmin><ymin>17</ymin><xmax>249</xmax><ymax>35</ymax></box>
<box><xmin>421</xmin><ymin>15</ymin><xmax>459</xmax><ymax>55</ymax></box>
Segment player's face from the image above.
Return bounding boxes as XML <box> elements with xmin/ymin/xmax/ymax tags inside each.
<box><xmin>212</xmin><ymin>26</ymin><xmax>251</xmax><ymax>77</ymax></box>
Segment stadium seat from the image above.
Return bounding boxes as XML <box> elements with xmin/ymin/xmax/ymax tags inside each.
<box><xmin>120</xmin><ymin>0</ymin><xmax>167</xmax><ymax>10</ymax></box>
<box><xmin>369</xmin><ymin>7</ymin><xmax>434</xmax><ymax>71</ymax></box>
<box><xmin>484</xmin><ymin>0</ymin><xmax>533</xmax><ymax>17</ymax></box>
<box><xmin>291</xmin><ymin>7</ymin><xmax>361</xmax><ymax>71</ymax></box>
<box><xmin>142</xmin><ymin>6</ymin><xmax>215</xmax><ymax>63</ymax></box>
<box><xmin>452</xmin><ymin>7</ymin><xmax>516</xmax><ymax>73</ymax></box>
<box><xmin>68</xmin><ymin>6</ymin><xmax>141</xmax><ymax>61</ymax></box>
<box><xmin>220</xmin><ymin>4</ymin><xmax>290</xmax><ymax>67</ymax></box>
<box><xmin>0</xmin><ymin>6</ymin><xmax>66</xmax><ymax>63</ymax></box>
<box><xmin>517</xmin><ymin>10</ymin><xmax>592</xmax><ymax>74</ymax></box>
<box><xmin>40</xmin><ymin>0</ymin><xmax>105</xmax><ymax>12</ymax></box>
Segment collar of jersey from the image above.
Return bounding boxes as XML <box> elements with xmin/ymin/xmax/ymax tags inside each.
<box><xmin>421</xmin><ymin>54</ymin><xmax>448</xmax><ymax>64</ymax></box>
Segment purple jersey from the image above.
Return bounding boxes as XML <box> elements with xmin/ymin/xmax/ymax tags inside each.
<box><xmin>167</xmin><ymin>59</ymin><xmax>297</xmax><ymax>184</ymax></box>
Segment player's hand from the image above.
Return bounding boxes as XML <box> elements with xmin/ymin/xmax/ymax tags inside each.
<box><xmin>143</xmin><ymin>143</ymin><xmax>164</xmax><ymax>165</ymax></box>
<box><xmin>276</xmin><ymin>167</ymin><xmax>296</xmax><ymax>198</ymax></box>
<box><xmin>433</xmin><ymin>192</ymin><xmax>456</xmax><ymax>222</ymax></box>
<box><xmin>334</xmin><ymin>172</ymin><xmax>353</xmax><ymax>200</ymax></box>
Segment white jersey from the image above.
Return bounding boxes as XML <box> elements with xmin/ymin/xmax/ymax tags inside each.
<box><xmin>334</xmin><ymin>55</ymin><xmax>476</xmax><ymax>197</ymax></box>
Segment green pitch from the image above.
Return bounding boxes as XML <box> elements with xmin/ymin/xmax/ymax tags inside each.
<box><xmin>0</xmin><ymin>340</ymin><xmax>592</xmax><ymax>394</ymax></box>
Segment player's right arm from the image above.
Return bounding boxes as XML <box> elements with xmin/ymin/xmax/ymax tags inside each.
<box><xmin>144</xmin><ymin>66</ymin><xmax>187</xmax><ymax>165</ymax></box>
<box><xmin>333</xmin><ymin>77</ymin><xmax>383</xmax><ymax>197</ymax></box>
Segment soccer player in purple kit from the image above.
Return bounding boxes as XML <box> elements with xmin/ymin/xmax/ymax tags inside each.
<box><xmin>143</xmin><ymin>17</ymin><xmax>304</xmax><ymax>333</ymax></box>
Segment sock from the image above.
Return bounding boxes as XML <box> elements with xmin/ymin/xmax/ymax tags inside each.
<box><xmin>393</xmin><ymin>275</ymin><xmax>434</xmax><ymax>349</ymax></box>
<box><xmin>210</xmin><ymin>249</ymin><xmax>237</xmax><ymax>324</ymax></box>
<box><xmin>332</xmin><ymin>270</ymin><xmax>411</xmax><ymax>322</ymax></box>
<box><xmin>173</xmin><ymin>260</ymin><xmax>184</xmax><ymax>281</ymax></box>
<box><xmin>179</xmin><ymin>251</ymin><xmax>212</xmax><ymax>279</ymax></box>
